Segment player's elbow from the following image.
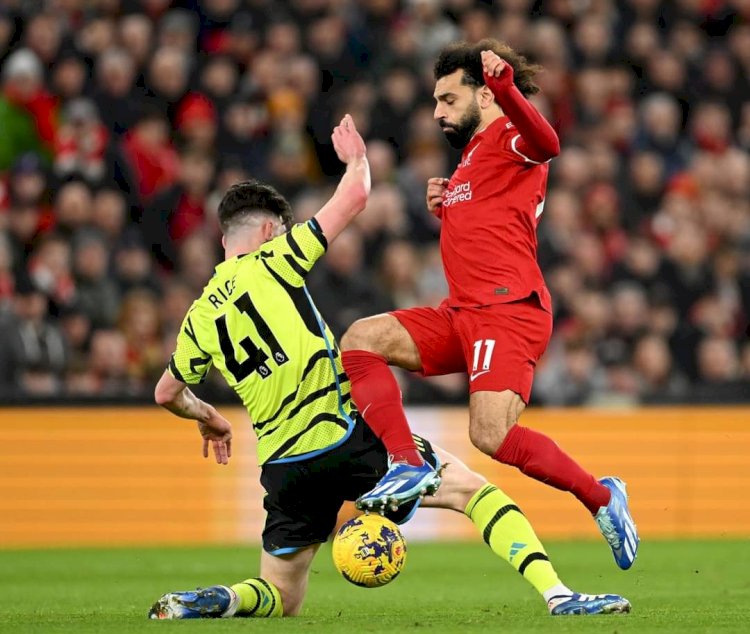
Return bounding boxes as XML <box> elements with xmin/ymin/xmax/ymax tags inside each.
<box><xmin>546</xmin><ymin>135</ymin><xmax>561</xmax><ymax>159</ymax></box>
<box><xmin>154</xmin><ymin>377</ymin><xmax>176</xmax><ymax>408</ymax></box>
<box><xmin>154</xmin><ymin>384</ymin><xmax>172</xmax><ymax>408</ymax></box>
<box><xmin>530</xmin><ymin>138</ymin><xmax>560</xmax><ymax>162</ymax></box>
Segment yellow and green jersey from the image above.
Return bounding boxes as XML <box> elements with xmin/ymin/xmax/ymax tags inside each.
<box><xmin>168</xmin><ymin>219</ymin><xmax>357</xmax><ymax>465</ymax></box>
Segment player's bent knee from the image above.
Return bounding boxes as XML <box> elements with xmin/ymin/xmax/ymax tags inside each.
<box><xmin>468</xmin><ymin>422</ymin><xmax>506</xmax><ymax>456</ymax></box>
<box><xmin>469</xmin><ymin>391</ymin><xmax>524</xmax><ymax>456</ymax></box>
<box><xmin>340</xmin><ymin>317</ymin><xmax>379</xmax><ymax>352</ymax></box>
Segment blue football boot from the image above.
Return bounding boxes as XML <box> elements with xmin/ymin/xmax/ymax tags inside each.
<box><xmin>356</xmin><ymin>460</ymin><xmax>441</xmax><ymax>512</ymax></box>
<box><xmin>148</xmin><ymin>585</ymin><xmax>238</xmax><ymax>619</ymax></box>
<box><xmin>595</xmin><ymin>476</ymin><xmax>639</xmax><ymax>570</ymax></box>
<box><xmin>548</xmin><ymin>593</ymin><xmax>631</xmax><ymax>615</ymax></box>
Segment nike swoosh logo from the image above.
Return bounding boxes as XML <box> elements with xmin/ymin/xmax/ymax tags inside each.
<box><xmin>362</xmin><ymin>403</ymin><xmax>372</xmax><ymax>417</ymax></box>
<box><xmin>470</xmin><ymin>370</ymin><xmax>490</xmax><ymax>382</ymax></box>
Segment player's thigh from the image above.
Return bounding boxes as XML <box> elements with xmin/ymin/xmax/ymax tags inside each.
<box><xmin>456</xmin><ymin>302</ymin><xmax>551</xmax><ymax>400</ymax></box>
<box><xmin>388</xmin><ymin>306</ymin><xmax>465</xmax><ymax>375</ymax></box>
<box><xmin>260</xmin><ymin>460</ymin><xmax>342</xmax><ymax>556</ymax></box>
<box><xmin>420</xmin><ymin>445</ymin><xmax>487</xmax><ymax>513</ymax></box>
<box><xmin>260</xmin><ymin>544</ymin><xmax>320</xmax><ymax>616</ymax></box>
<box><xmin>341</xmin><ymin>313</ymin><xmax>423</xmax><ymax>370</ymax></box>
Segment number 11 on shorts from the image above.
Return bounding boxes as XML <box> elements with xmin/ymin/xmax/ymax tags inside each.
<box><xmin>470</xmin><ymin>339</ymin><xmax>495</xmax><ymax>381</ymax></box>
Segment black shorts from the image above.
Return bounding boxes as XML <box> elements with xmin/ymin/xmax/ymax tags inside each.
<box><xmin>260</xmin><ymin>417</ymin><xmax>439</xmax><ymax>555</ymax></box>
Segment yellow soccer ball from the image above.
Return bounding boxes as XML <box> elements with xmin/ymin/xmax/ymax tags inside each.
<box><xmin>332</xmin><ymin>514</ymin><xmax>407</xmax><ymax>588</ymax></box>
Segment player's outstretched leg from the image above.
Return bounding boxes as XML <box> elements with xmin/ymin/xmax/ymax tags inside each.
<box><xmin>148</xmin><ymin>578</ymin><xmax>282</xmax><ymax>619</ymax></box>
<box><xmin>356</xmin><ymin>457</ymin><xmax>441</xmax><ymax>511</ymax></box>
<box><xmin>594</xmin><ymin>476</ymin><xmax>639</xmax><ymax>570</ymax></box>
<box><xmin>471</xmin><ymin>391</ymin><xmax>640</xmax><ymax>569</ymax></box>
<box><xmin>421</xmin><ymin>445</ymin><xmax>632</xmax><ymax>615</ymax></box>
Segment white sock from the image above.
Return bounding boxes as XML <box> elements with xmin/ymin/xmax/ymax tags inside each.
<box><xmin>221</xmin><ymin>586</ymin><xmax>241</xmax><ymax>618</ymax></box>
<box><xmin>543</xmin><ymin>583</ymin><xmax>573</xmax><ymax>603</ymax></box>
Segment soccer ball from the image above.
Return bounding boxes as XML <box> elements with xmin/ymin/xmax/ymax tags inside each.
<box><xmin>332</xmin><ymin>514</ymin><xmax>407</xmax><ymax>588</ymax></box>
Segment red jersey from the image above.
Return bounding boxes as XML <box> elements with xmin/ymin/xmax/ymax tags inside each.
<box><xmin>437</xmin><ymin>115</ymin><xmax>552</xmax><ymax>312</ymax></box>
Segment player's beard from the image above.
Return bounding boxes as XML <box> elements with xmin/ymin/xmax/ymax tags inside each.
<box><xmin>440</xmin><ymin>100</ymin><xmax>481</xmax><ymax>149</ymax></box>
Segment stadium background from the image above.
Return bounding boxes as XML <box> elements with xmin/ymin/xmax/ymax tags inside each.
<box><xmin>0</xmin><ymin>0</ymin><xmax>749</xmax><ymax>557</ymax></box>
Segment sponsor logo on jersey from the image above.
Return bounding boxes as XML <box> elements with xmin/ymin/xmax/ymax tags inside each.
<box><xmin>443</xmin><ymin>181</ymin><xmax>473</xmax><ymax>207</ymax></box>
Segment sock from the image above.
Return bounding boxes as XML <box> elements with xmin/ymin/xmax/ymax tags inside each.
<box><xmin>542</xmin><ymin>583</ymin><xmax>574</xmax><ymax>603</ymax></box>
<box><xmin>493</xmin><ymin>425</ymin><xmax>611</xmax><ymax>515</ymax></box>
<box><xmin>229</xmin><ymin>578</ymin><xmax>283</xmax><ymax>617</ymax></box>
<box><xmin>465</xmin><ymin>483</ymin><xmax>562</xmax><ymax>597</ymax></box>
<box><xmin>342</xmin><ymin>349</ymin><xmax>423</xmax><ymax>466</ymax></box>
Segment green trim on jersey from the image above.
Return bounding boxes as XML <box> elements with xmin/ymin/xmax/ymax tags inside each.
<box><xmin>169</xmin><ymin>220</ymin><xmax>357</xmax><ymax>465</ymax></box>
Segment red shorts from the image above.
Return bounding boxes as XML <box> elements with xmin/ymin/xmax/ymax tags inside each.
<box><xmin>391</xmin><ymin>295</ymin><xmax>553</xmax><ymax>402</ymax></box>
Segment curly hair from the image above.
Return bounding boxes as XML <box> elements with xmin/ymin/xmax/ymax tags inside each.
<box><xmin>434</xmin><ymin>39</ymin><xmax>541</xmax><ymax>97</ymax></box>
<box><xmin>217</xmin><ymin>179</ymin><xmax>293</xmax><ymax>235</ymax></box>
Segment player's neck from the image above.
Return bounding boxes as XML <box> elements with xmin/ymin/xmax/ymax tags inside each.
<box><xmin>473</xmin><ymin>108</ymin><xmax>505</xmax><ymax>140</ymax></box>
<box><xmin>224</xmin><ymin>236</ymin><xmax>265</xmax><ymax>260</ymax></box>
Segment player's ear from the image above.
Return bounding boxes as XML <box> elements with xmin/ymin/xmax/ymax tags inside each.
<box><xmin>478</xmin><ymin>85</ymin><xmax>495</xmax><ymax>109</ymax></box>
<box><xmin>263</xmin><ymin>220</ymin><xmax>278</xmax><ymax>241</ymax></box>
<box><xmin>221</xmin><ymin>235</ymin><xmax>227</xmax><ymax>249</ymax></box>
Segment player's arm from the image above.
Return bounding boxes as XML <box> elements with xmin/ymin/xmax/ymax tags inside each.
<box><xmin>314</xmin><ymin>114</ymin><xmax>371</xmax><ymax>242</ymax></box>
<box><xmin>480</xmin><ymin>50</ymin><xmax>560</xmax><ymax>163</ymax></box>
<box><xmin>154</xmin><ymin>371</ymin><xmax>233</xmax><ymax>465</ymax></box>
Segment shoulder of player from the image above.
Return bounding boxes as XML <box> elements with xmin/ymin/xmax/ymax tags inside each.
<box><xmin>468</xmin><ymin>119</ymin><xmax>516</xmax><ymax>159</ymax></box>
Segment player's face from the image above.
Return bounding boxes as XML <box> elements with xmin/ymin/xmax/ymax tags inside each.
<box><xmin>433</xmin><ymin>70</ymin><xmax>482</xmax><ymax>149</ymax></box>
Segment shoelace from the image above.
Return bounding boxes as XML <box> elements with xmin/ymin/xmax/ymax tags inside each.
<box><xmin>596</xmin><ymin>512</ymin><xmax>622</xmax><ymax>549</ymax></box>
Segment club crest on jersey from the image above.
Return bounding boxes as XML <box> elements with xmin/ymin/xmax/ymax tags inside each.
<box><xmin>443</xmin><ymin>181</ymin><xmax>472</xmax><ymax>207</ymax></box>
<box><xmin>458</xmin><ymin>142</ymin><xmax>481</xmax><ymax>169</ymax></box>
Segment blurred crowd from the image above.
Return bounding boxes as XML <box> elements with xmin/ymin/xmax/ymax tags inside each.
<box><xmin>0</xmin><ymin>0</ymin><xmax>748</xmax><ymax>405</ymax></box>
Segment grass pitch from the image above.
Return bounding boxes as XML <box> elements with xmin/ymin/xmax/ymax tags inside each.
<box><xmin>1</xmin><ymin>540</ymin><xmax>748</xmax><ymax>633</ymax></box>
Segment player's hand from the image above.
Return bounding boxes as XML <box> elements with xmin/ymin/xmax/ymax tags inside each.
<box><xmin>426</xmin><ymin>177</ymin><xmax>449</xmax><ymax>216</ymax></box>
<box><xmin>197</xmin><ymin>407</ymin><xmax>233</xmax><ymax>465</ymax></box>
<box><xmin>332</xmin><ymin>114</ymin><xmax>366</xmax><ymax>165</ymax></box>
<box><xmin>481</xmin><ymin>50</ymin><xmax>513</xmax><ymax>89</ymax></box>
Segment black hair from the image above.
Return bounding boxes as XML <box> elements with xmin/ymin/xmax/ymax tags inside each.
<box><xmin>434</xmin><ymin>38</ymin><xmax>541</xmax><ymax>97</ymax></box>
<box><xmin>217</xmin><ymin>179</ymin><xmax>293</xmax><ymax>235</ymax></box>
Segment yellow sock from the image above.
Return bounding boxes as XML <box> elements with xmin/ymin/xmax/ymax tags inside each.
<box><xmin>465</xmin><ymin>483</ymin><xmax>561</xmax><ymax>596</ymax></box>
<box><xmin>230</xmin><ymin>578</ymin><xmax>283</xmax><ymax>617</ymax></box>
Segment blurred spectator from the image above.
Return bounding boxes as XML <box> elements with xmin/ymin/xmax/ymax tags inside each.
<box><xmin>75</xmin><ymin>329</ymin><xmax>137</xmax><ymax>396</ymax></box>
<box><xmin>143</xmin><ymin>148</ymin><xmax>216</xmax><ymax>268</ymax></box>
<box><xmin>632</xmin><ymin>334</ymin><xmax>690</xmax><ymax>403</ymax></box>
<box><xmin>27</xmin><ymin>232</ymin><xmax>75</xmax><ymax>310</ymax></box>
<box><xmin>176</xmin><ymin>232</ymin><xmax>219</xmax><ymax>295</ymax></box>
<box><xmin>0</xmin><ymin>49</ymin><xmax>56</xmax><ymax>170</ymax></box>
<box><xmin>115</xmin><ymin>238</ymin><xmax>161</xmax><ymax>296</ymax></box>
<box><xmin>535</xmin><ymin>337</ymin><xmax>609</xmax><ymax>406</ymax></box>
<box><xmin>118</xmin><ymin>289</ymin><xmax>164</xmax><ymax>385</ymax></box>
<box><xmin>0</xmin><ymin>277</ymin><xmax>66</xmax><ymax>397</ymax></box>
<box><xmin>378</xmin><ymin>240</ymin><xmax>422</xmax><ymax>309</ymax></box>
<box><xmin>120</xmin><ymin>107</ymin><xmax>179</xmax><ymax>203</ymax></box>
<box><xmin>692</xmin><ymin>336</ymin><xmax>747</xmax><ymax>402</ymax></box>
<box><xmin>54</xmin><ymin>99</ymin><xmax>110</xmax><ymax>184</ymax></box>
<box><xmin>92</xmin><ymin>48</ymin><xmax>142</xmax><ymax>135</ymax></box>
<box><xmin>73</xmin><ymin>231</ymin><xmax>120</xmax><ymax>329</ymax></box>
<box><xmin>307</xmin><ymin>227</ymin><xmax>393</xmax><ymax>337</ymax></box>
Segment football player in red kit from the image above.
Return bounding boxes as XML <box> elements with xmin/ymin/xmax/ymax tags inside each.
<box><xmin>341</xmin><ymin>40</ymin><xmax>639</xmax><ymax>570</ymax></box>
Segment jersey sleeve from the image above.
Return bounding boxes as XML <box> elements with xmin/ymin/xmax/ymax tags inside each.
<box><xmin>168</xmin><ymin>312</ymin><xmax>213</xmax><ymax>384</ymax></box>
<box><xmin>261</xmin><ymin>218</ymin><xmax>328</xmax><ymax>287</ymax></box>
<box><xmin>499</xmin><ymin>124</ymin><xmax>551</xmax><ymax>166</ymax></box>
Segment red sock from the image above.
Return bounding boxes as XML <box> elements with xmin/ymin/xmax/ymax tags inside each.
<box><xmin>342</xmin><ymin>350</ymin><xmax>424</xmax><ymax>466</ymax></box>
<box><xmin>493</xmin><ymin>425</ymin><xmax>611</xmax><ymax>514</ymax></box>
